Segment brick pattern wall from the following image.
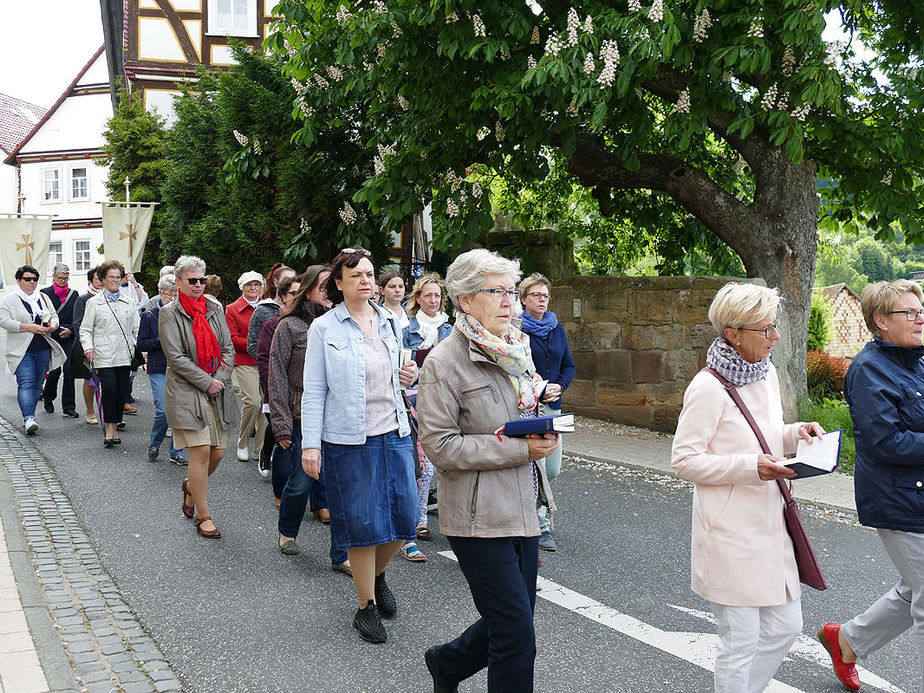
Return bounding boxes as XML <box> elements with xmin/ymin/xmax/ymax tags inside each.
<box><xmin>814</xmin><ymin>287</ymin><xmax>871</xmax><ymax>360</ymax></box>
<box><xmin>551</xmin><ymin>276</ymin><xmax>770</xmax><ymax>432</ymax></box>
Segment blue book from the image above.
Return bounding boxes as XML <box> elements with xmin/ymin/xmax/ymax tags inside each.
<box><xmin>784</xmin><ymin>429</ymin><xmax>842</xmax><ymax>479</ymax></box>
<box><xmin>498</xmin><ymin>413</ymin><xmax>575</xmax><ymax>437</ymax></box>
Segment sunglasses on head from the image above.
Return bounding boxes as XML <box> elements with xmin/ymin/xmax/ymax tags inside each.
<box><xmin>181</xmin><ymin>277</ymin><xmax>208</xmax><ymax>285</ymax></box>
<box><xmin>340</xmin><ymin>247</ymin><xmax>372</xmax><ymax>258</ymax></box>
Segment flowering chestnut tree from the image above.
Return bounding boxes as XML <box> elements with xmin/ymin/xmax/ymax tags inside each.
<box><xmin>270</xmin><ymin>0</ymin><xmax>924</xmax><ymax>406</ymax></box>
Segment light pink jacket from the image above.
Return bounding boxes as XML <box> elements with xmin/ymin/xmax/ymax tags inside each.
<box><xmin>672</xmin><ymin>364</ymin><xmax>803</xmax><ymax>607</ymax></box>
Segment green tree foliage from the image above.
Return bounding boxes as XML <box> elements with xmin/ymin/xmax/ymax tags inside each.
<box><xmin>806</xmin><ymin>292</ymin><xmax>831</xmax><ymax>351</ymax></box>
<box><xmin>270</xmin><ymin>0</ymin><xmax>924</xmax><ymax>406</ymax></box>
<box><xmin>98</xmin><ymin>89</ymin><xmax>170</xmax><ymax>289</ymax></box>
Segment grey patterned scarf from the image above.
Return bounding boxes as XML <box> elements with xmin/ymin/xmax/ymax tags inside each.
<box><xmin>705</xmin><ymin>337</ymin><xmax>770</xmax><ymax>386</ymax></box>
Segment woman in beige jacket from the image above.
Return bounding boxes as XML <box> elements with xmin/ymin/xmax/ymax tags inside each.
<box><xmin>418</xmin><ymin>248</ymin><xmax>558</xmax><ymax>693</ymax></box>
<box><xmin>672</xmin><ymin>282</ymin><xmax>822</xmax><ymax>693</ymax></box>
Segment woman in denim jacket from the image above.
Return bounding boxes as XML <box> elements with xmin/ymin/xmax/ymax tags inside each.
<box><xmin>300</xmin><ymin>246</ymin><xmax>419</xmax><ymax>644</ymax></box>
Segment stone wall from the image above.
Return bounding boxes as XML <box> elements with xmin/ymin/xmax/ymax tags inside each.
<box><xmin>551</xmin><ymin>275</ymin><xmax>773</xmax><ymax>432</ymax></box>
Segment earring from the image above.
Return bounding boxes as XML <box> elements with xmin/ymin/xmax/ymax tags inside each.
<box><xmin>737</xmin><ymin>342</ymin><xmax>741</xmax><ymax>346</ymax></box>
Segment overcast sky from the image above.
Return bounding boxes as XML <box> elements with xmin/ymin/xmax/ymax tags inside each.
<box><xmin>0</xmin><ymin>0</ymin><xmax>105</xmax><ymax>108</ymax></box>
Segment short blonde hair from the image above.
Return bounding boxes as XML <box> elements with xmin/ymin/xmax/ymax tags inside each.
<box><xmin>708</xmin><ymin>282</ymin><xmax>780</xmax><ymax>336</ymax></box>
<box><xmin>518</xmin><ymin>273</ymin><xmax>551</xmax><ymax>301</ymax></box>
<box><xmin>860</xmin><ymin>279</ymin><xmax>923</xmax><ymax>336</ymax></box>
<box><xmin>405</xmin><ymin>272</ymin><xmax>446</xmax><ymax>317</ymax></box>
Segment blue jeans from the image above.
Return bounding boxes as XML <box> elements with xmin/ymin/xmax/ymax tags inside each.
<box><xmin>149</xmin><ymin>372</ymin><xmax>181</xmax><ymax>457</ymax></box>
<box><xmin>434</xmin><ymin>535</ymin><xmax>539</xmax><ymax>692</ymax></box>
<box><xmin>276</xmin><ymin>423</ymin><xmax>345</xmax><ymax>564</ymax></box>
<box><xmin>537</xmin><ymin>405</ymin><xmax>562</xmax><ymax>534</ymax></box>
<box><xmin>15</xmin><ymin>350</ymin><xmax>51</xmax><ymax>421</ymax></box>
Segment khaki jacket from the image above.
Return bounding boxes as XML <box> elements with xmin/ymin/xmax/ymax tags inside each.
<box><xmin>418</xmin><ymin>327</ymin><xmax>555</xmax><ymax>538</ymax></box>
<box><xmin>159</xmin><ymin>295</ymin><xmax>236</xmax><ymax>432</ymax></box>
<box><xmin>79</xmin><ymin>293</ymin><xmax>139</xmax><ymax>368</ymax></box>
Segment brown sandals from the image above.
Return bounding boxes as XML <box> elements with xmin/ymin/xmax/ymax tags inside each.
<box><xmin>181</xmin><ymin>478</ymin><xmax>194</xmax><ymax>519</ymax></box>
<box><xmin>194</xmin><ymin>516</ymin><xmax>221</xmax><ymax>539</ymax></box>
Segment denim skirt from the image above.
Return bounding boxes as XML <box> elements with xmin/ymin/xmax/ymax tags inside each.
<box><xmin>323</xmin><ymin>430</ymin><xmax>417</xmax><ymax>550</ymax></box>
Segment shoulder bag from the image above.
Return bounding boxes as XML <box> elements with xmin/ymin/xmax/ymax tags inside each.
<box><xmin>703</xmin><ymin>367</ymin><xmax>828</xmax><ymax>591</ymax></box>
<box><xmin>105</xmin><ymin>297</ymin><xmax>145</xmax><ymax>371</ymax></box>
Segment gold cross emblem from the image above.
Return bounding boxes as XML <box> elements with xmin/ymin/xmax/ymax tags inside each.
<box><xmin>120</xmin><ymin>223</ymin><xmax>137</xmax><ymax>260</ymax></box>
<box><xmin>15</xmin><ymin>234</ymin><xmax>34</xmax><ymax>264</ymax></box>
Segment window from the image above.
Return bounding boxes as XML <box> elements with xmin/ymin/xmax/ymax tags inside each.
<box><xmin>42</xmin><ymin>168</ymin><xmax>60</xmax><ymax>202</ymax></box>
<box><xmin>70</xmin><ymin>167</ymin><xmax>89</xmax><ymax>200</ymax></box>
<box><xmin>74</xmin><ymin>240</ymin><xmax>91</xmax><ymax>271</ymax></box>
<box><xmin>47</xmin><ymin>242</ymin><xmax>63</xmax><ymax>282</ymax></box>
<box><xmin>208</xmin><ymin>0</ymin><xmax>256</xmax><ymax>36</ymax></box>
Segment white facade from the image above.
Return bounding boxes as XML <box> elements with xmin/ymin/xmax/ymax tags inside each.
<box><xmin>6</xmin><ymin>48</ymin><xmax>112</xmax><ymax>291</ymax></box>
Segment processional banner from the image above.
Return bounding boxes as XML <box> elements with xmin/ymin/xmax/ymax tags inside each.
<box><xmin>0</xmin><ymin>214</ymin><xmax>53</xmax><ymax>286</ymax></box>
<box><xmin>102</xmin><ymin>203</ymin><xmax>154</xmax><ymax>273</ymax></box>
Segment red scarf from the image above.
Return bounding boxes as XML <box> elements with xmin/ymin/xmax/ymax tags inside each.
<box><xmin>177</xmin><ymin>291</ymin><xmax>227</xmax><ymax>374</ymax></box>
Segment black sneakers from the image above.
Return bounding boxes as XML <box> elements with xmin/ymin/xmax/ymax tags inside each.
<box><xmin>352</xmin><ymin>603</ymin><xmax>387</xmax><ymax>643</ymax></box>
<box><xmin>374</xmin><ymin>573</ymin><xmax>397</xmax><ymax>618</ymax></box>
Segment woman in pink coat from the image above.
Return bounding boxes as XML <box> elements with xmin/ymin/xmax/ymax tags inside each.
<box><xmin>672</xmin><ymin>282</ymin><xmax>823</xmax><ymax>693</ymax></box>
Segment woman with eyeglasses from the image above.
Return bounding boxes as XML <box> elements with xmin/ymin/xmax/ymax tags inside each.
<box><xmin>518</xmin><ymin>273</ymin><xmax>575</xmax><ymax>554</ymax></box>
<box><xmin>417</xmin><ymin>249</ymin><xmax>558</xmax><ymax>693</ymax></box>
<box><xmin>672</xmin><ymin>282</ymin><xmax>823</xmax><ymax>693</ymax></box>
<box><xmin>160</xmin><ymin>255</ymin><xmax>235</xmax><ymax>539</ymax></box>
<box><xmin>80</xmin><ymin>260</ymin><xmax>141</xmax><ymax>447</ymax></box>
<box><xmin>0</xmin><ymin>265</ymin><xmax>66</xmax><ymax>435</ymax></box>
<box><xmin>301</xmin><ymin>246</ymin><xmax>419</xmax><ymax>644</ymax></box>
<box><xmin>817</xmin><ymin>280</ymin><xmax>924</xmax><ymax>692</ymax></box>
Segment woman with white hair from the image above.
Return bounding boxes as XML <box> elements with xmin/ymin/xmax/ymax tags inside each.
<box><xmin>161</xmin><ymin>255</ymin><xmax>235</xmax><ymax>539</ymax></box>
<box><xmin>225</xmin><ymin>270</ymin><xmax>267</xmax><ymax>462</ymax></box>
<box><xmin>672</xmin><ymin>281</ymin><xmax>823</xmax><ymax>692</ymax></box>
<box><xmin>418</xmin><ymin>248</ymin><xmax>558</xmax><ymax>693</ymax></box>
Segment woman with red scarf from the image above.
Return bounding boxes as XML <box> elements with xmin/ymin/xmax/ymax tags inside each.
<box><xmin>159</xmin><ymin>255</ymin><xmax>235</xmax><ymax>539</ymax></box>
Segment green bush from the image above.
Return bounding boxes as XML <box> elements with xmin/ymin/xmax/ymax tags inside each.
<box><xmin>797</xmin><ymin>395</ymin><xmax>856</xmax><ymax>474</ymax></box>
<box><xmin>807</xmin><ymin>293</ymin><xmax>832</xmax><ymax>352</ymax></box>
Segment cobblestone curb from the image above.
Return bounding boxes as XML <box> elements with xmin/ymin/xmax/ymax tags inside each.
<box><xmin>0</xmin><ymin>416</ymin><xmax>184</xmax><ymax>693</ymax></box>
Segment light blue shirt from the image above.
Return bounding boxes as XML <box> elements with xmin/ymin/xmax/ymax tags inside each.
<box><xmin>301</xmin><ymin>301</ymin><xmax>410</xmax><ymax>448</ymax></box>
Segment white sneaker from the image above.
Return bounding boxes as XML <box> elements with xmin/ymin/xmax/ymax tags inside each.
<box><xmin>24</xmin><ymin>418</ymin><xmax>38</xmax><ymax>435</ymax></box>
<box><xmin>236</xmin><ymin>447</ymin><xmax>250</xmax><ymax>461</ymax></box>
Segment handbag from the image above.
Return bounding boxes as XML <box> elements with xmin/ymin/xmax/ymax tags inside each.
<box><xmin>703</xmin><ymin>367</ymin><xmax>828</xmax><ymax>591</ymax></box>
<box><xmin>104</xmin><ymin>297</ymin><xmax>146</xmax><ymax>371</ymax></box>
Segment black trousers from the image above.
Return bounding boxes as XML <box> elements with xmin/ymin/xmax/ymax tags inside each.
<box><xmin>97</xmin><ymin>366</ymin><xmax>130</xmax><ymax>425</ymax></box>
<box><xmin>42</xmin><ymin>336</ymin><xmax>76</xmax><ymax>410</ymax></box>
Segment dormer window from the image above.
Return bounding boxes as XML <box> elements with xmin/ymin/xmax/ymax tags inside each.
<box><xmin>208</xmin><ymin>0</ymin><xmax>257</xmax><ymax>37</ymax></box>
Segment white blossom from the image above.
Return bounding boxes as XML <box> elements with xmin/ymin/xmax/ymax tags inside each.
<box><xmin>377</xmin><ymin>42</ymin><xmax>387</xmax><ymax>58</ymax></box>
<box><xmin>909</xmin><ymin>68</ymin><xmax>919</xmax><ymax>81</ymax></box>
<box><xmin>597</xmin><ymin>39</ymin><xmax>620</xmax><ymax>88</ymax></box>
<box><xmin>675</xmin><ymin>87</ymin><xmax>691</xmax><ymax>113</ymax></box>
<box><xmin>648</xmin><ymin>0</ymin><xmax>663</xmax><ymax>22</ymax></box>
<box><xmin>530</xmin><ymin>26</ymin><xmax>540</xmax><ymax>44</ymax></box>
<box><xmin>446</xmin><ymin>198</ymin><xmax>460</xmax><ymax>217</ymax></box>
<box><xmin>459</xmin><ymin>190</ymin><xmax>468</xmax><ymax>205</ymax></box>
<box><xmin>760</xmin><ymin>83</ymin><xmax>778</xmax><ymax>110</ymax></box>
<box><xmin>566</xmin><ymin>8</ymin><xmax>580</xmax><ymax>47</ymax></box>
<box><xmin>472</xmin><ymin>181</ymin><xmax>483</xmax><ymax>198</ymax></box>
<box><xmin>628</xmin><ymin>0</ymin><xmax>641</xmax><ymax>12</ymax></box>
<box><xmin>252</xmin><ymin>137</ymin><xmax>263</xmax><ymax>155</ymax></box>
<box><xmin>565</xmin><ymin>96</ymin><xmax>577</xmax><ymax>117</ymax></box>
<box><xmin>377</xmin><ymin>143</ymin><xmax>396</xmax><ymax>160</ymax></box>
<box><xmin>313</xmin><ymin>73</ymin><xmax>329</xmax><ymax>89</ymax></box>
<box><xmin>824</xmin><ymin>42</ymin><xmax>844</xmax><ymax>70</ymax></box>
<box><xmin>476</xmin><ymin>126</ymin><xmax>490</xmax><ymax>140</ymax></box>
<box><xmin>775</xmin><ymin>91</ymin><xmax>789</xmax><ymax>111</ymax></box>
<box><xmin>373</xmin><ymin>156</ymin><xmax>385</xmax><ymax>175</ymax></box>
<box><xmin>782</xmin><ymin>45</ymin><xmax>796</xmax><ymax>77</ymax></box>
<box><xmin>335</xmin><ymin>5</ymin><xmax>352</xmax><ymax>23</ymax></box>
<box><xmin>299</xmin><ymin>217</ymin><xmax>311</xmax><ymax>234</ymax></box>
<box><xmin>397</xmin><ymin>94</ymin><xmax>409</xmax><ymax>110</ymax></box>
<box><xmin>299</xmin><ymin>100</ymin><xmax>314</xmax><ymax>118</ymax></box>
<box><xmin>495</xmin><ymin>120</ymin><xmax>505</xmax><ymax>142</ymax></box>
<box><xmin>881</xmin><ymin>171</ymin><xmax>892</xmax><ymax>186</ymax></box>
<box><xmin>692</xmin><ymin>9</ymin><xmax>711</xmax><ymax>43</ymax></box>
<box><xmin>473</xmin><ymin>13</ymin><xmax>486</xmax><ymax>38</ymax></box>
<box><xmin>638</xmin><ymin>27</ymin><xmax>650</xmax><ymax>40</ymax></box>
<box><xmin>545</xmin><ymin>33</ymin><xmax>562</xmax><ymax>57</ymax></box>
<box><xmin>791</xmin><ymin>104</ymin><xmax>811</xmax><ymax>121</ymax></box>
<box><xmin>500</xmin><ymin>45</ymin><xmax>509</xmax><ymax>61</ymax></box>
<box><xmin>583</xmin><ymin>51</ymin><xmax>595</xmax><ymax>74</ymax></box>
<box><xmin>446</xmin><ymin>170</ymin><xmax>463</xmax><ymax>189</ymax></box>
<box><xmin>339</xmin><ymin>202</ymin><xmax>357</xmax><ymax>224</ymax></box>
<box><xmin>583</xmin><ymin>15</ymin><xmax>593</xmax><ymax>34</ymax></box>
<box><xmin>526</xmin><ymin>55</ymin><xmax>537</xmax><ymax>69</ymax></box>
<box><xmin>362</xmin><ymin>60</ymin><xmax>374</xmax><ymax>70</ymax></box>
<box><xmin>372</xmin><ymin>0</ymin><xmax>387</xmax><ymax>14</ymax></box>
<box><xmin>391</xmin><ymin>21</ymin><xmax>402</xmax><ymax>37</ymax></box>
<box><xmin>233</xmin><ymin>130</ymin><xmax>249</xmax><ymax>147</ymax></box>
<box><xmin>747</xmin><ymin>20</ymin><xmax>764</xmax><ymax>39</ymax></box>
<box><xmin>290</xmin><ymin>77</ymin><xmax>307</xmax><ymax>95</ymax></box>
<box><xmin>326</xmin><ymin>65</ymin><xmax>344</xmax><ymax>82</ymax></box>
<box><xmin>446</xmin><ymin>11</ymin><xmax>458</xmax><ymax>23</ymax></box>
<box><xmin>722</xmin><ymin>70</ymin><xmax>733</xmax><ymax>83</ymax></box>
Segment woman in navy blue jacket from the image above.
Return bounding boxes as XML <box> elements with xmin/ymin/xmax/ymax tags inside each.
<box><xmin>518</xmin><ymin>273</ymin><xmax>575</xmax><ymax>552</ymax></box>
<box><xmin>818</xmin><ymin>279</ymin><xmax>924</xmax><ymax>692</ymax></box>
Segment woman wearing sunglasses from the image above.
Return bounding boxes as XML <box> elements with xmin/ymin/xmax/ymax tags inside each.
<box><xmin>0</xmin><ymin>264</ymin><xmax>66</xmax><ymax>435</ymax></box>
<box><xmin>160</xmin><ymin>255</ymin><xmax>235</xmax><ymax>539</ymax></box>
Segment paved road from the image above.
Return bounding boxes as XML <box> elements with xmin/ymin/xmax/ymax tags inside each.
<box><xmin>0</xmin><ymin>372</ymin><xmax>918</xmax><ymax>692</ymax></box>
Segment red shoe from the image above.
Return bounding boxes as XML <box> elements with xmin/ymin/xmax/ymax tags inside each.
<box><xmin>818</xmin><ymin>623</ymin><xmax>861</xmax><ymax>691</ymax></box>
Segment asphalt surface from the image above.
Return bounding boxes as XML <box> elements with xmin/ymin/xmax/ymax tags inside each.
<box><xmin>0</xmin><ymin>371</ymin><xmax>919</xmax><ymax>692</ymax></box>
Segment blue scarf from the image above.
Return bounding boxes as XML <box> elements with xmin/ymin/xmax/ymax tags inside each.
<box><xmin>520</xmin><ymin>310</ymin><xmax>558</xmax><ymax>339</ymax></box>
<box><xmin>103</xmin><ymin>289</ymin><xmax>121</xmax><ymax>302</ymax></box>
<box><xmin>705</xmin><ymin>337</ymin><xmax>770</xmax><ymax>386</ymax></box>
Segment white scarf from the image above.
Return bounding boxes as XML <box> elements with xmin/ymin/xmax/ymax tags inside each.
<box><xmin>415</xmin><ymin>310</ymin><xmax>449</xmax><ymax>349</ymax></box>
<box><xmin>15</xmin><ymin>287</ymin><xmax>45</xmax><ymax>317</ymax></box>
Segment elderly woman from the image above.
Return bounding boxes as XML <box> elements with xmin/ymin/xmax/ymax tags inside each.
<box><xmin>418</xmin><ymin>248</ymin><xmax>558</xmax><ymax>693</ymax></box>
<box><xmin>160</xmin><ymin>255</ymin><xmax>235</xmax><ymax>539</ymax></box>
<box><xmin>225</xmin><ymin>270</ymin><xmax>266</xmax><ymax>462</ymax></box>
<box><xmin>400</xmin><ymin>272</ymin><xmax>452</xmax><ymax>561</ymax></box>
<box><xmin>139</xmin><ymin>274</ymin><xmax>186</xmax><ymax>465</ymax></box>
<box><xmin>301</xmin><ymin>247</ymin><xmax>419</xmax><ymax>644</ymax></box>
<box><xmin>0</xmin><ymin>265</ymin><xmax>66</xmax><ymax>435</ymax></box>
<box><xmin>518</xmin><ymin>272</ymin><xmax>576</xmax><ymax>553</ymax></box>
<box><xmin>71</xmin><ymin>267</ymin><xmax>104</xmax><ymax>424</ymax></box>
<box><xmin>80</xmin><ymin>260</ymin><xmax>140</xmax><ymax>447</ymax></box>
<box><xmin>818</xmin><ymin>279</ymin><xmax>924</xmax><ymax>692</ymax></box>
<box><xmin>672</xmin><ymin>282</ymin><xmax>823</xmax><ymax>693</ymax></box>
<box><xmin>40</xmin><ymin>263</ymin><xmax>80</xmax><ymax>417</ymax></box>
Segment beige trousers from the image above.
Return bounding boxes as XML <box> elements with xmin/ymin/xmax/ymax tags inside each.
<box><xmin>232</xmin><ymin>364</ymin><xmax>266</xmax><ymax>451</ymax></box>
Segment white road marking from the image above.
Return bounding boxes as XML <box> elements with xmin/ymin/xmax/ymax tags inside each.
<box><xmin>438</xmin><ymin>551</ymin><xmax>906</xmax><ymax>693</ymax></box>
